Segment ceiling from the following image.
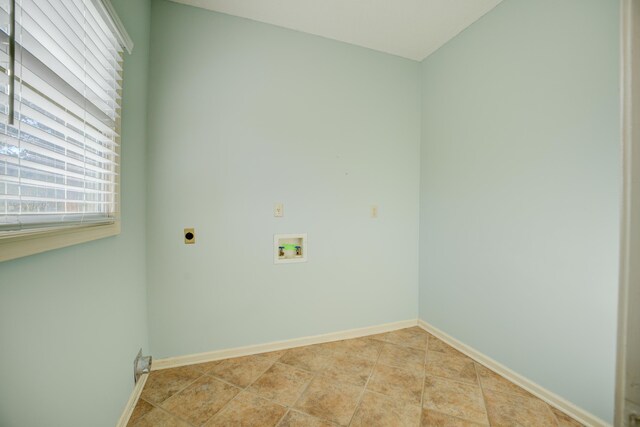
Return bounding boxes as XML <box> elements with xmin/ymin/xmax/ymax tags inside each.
<box><xmin>168</xmin><ymin>0</ymin><xmax>503</xmax><ymax>61</ymax></box>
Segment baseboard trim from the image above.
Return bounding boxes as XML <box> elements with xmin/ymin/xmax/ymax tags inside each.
<box><xmin>417</xmin><ymin>319</ymin><xmax>611</xmax><ymax>427</ymax></box>
<box><xmin>115</xmin><ymin>373</ymin><xmax>148</xmax><ymax>427</ymax></box>
<box><xmin>152</xmin><ymin>319</ymin><xmax>418</xmax><ymax>371</ymax></box>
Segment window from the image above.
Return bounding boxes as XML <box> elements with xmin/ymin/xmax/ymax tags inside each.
<box><xmin>0</xmin><ymin>0</ymin><xmax>132</xmax><ymax>262</ymax></box>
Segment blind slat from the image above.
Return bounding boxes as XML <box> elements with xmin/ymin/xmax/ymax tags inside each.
<box><xmin>1</xmin><ymin>174</ymin><xmax>114</xmax><ymax>194</ymax></box>
<box><xmin>1</xmin><ymin>155</ymin><xmax>115</xmax><ymax>184</ymax></box>
<box><xmin>0</xmin><ymin>135</ymin><xmax>116</xmax><ymax>175</ymax></box>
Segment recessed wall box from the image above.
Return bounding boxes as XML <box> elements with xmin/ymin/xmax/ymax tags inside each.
<box><xmin>274</xmin><ymin>233</ymin><xmax>307</xmax><ymax>264</ymax></box>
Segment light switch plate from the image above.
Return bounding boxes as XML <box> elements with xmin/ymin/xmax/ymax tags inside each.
<box><xmin>371</xmin><ymin>205</ymin><xmax>378</xmax><ymax>218</ymax></box>
<box><xmin>274</xmin><ymin>203</ymin><xmax>283</xmax><ymax>217</ymax></box>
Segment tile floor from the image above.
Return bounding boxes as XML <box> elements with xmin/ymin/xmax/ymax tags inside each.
<box><xmin>127</xmin><ymin>327</ymin><xmax>584</xmax><ymax>427</ymax></box>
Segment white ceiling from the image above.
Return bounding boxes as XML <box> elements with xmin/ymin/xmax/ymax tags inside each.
<box><xmin>169</xmin><ymin>0</ymin><xmax>503</xmax><ymax>61</ymax></box>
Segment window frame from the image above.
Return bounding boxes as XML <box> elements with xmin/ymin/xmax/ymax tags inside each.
<box><xmin>0</xmin><ymin>218</ymin><xmax>120</xmax><ymax>262</ymax></box>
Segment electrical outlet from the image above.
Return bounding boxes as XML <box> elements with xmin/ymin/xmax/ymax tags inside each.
<box><xmin>184</xmin><ymin>228</ymin><xmax>195</xmax><ymax>244</ymax></box>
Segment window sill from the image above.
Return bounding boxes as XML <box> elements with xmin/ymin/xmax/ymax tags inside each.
<box><xmin>0</xmin><ymin>222</ymin><xmax>121</xmax><ymax>262</ymax></box>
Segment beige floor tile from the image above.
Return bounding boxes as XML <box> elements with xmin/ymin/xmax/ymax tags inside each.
<box><xmin>350</xmin><ymin>391</ymin><xmax>421</xmax><ymax>427</ymax></box>
<box><xmin>427</xmin><ymin>338</ymin><xmax>466</xmax><ymax>357</ymax></box>
<box><xmin>406</xmin><ymin>326</ymin><xmax>430</xmax><ymax>334</ymax></box>
<box><xmin>294</xmin><ymin>376</ymin><xmax>364</xmax><ymax>426</ymax></box>
<box><xmin>279</xmin><ymin>346</ymin><xmax>333</xmax><ymax>372</ymax></box>
<box><xmin>335</xmin><ymin>337</ymin><xmax>384</xmax><ymax>361</ymax></box>
<box><xmin>367</xmin><ymin>364</ymin><xmax>424</xmax><ymax>405</ymax></box>
<box><xmin>482</xmin><ymin>389</ymin><xmax>557</xmax><ymax>427</ymax></box>
<box><xmin>421</xmin><ymin>409</ymin><xmax>488</xmax><ymax>426</ymax></box>
<box><xmin>551</xmin><ymin>407</ymin><xmax>583</xmax><ymax>427</ymax></box>
<box><xmin>204</xmin><ymin>391</ymin><xmax>287</xmax><ymax>427</ymax></box>
<box><xmin>247</xmin><ymin>363</ymin><xmax>313</xmax><ymax>406</ymax></box>
<box><xmin>127</xmin><ymin>399</ymin><xmax>154</xmax><ymax>426</ymax></box>
<box><xmin>373</xmin><ymin>328</ymin><xmax>429</xmax><ymax>350</ymax></box>
<box><xmin>316</xmin><ymin>337</ymin><xmax>383</xmax><ymax>361</ymax></box>
<box><xmin>192</xmin><ymin>360</ymin><xmax>223</xmax><ymax>373</ymax></box>
<box><xmin>474</xmin><ymin>364</ymin><xmax>530</xmax><ymax>398</ymax></box>
<box><xmin>378</xmin><ymin>343</ymin><xmax>426</xmax><ymax>373</ymax></box>
<box><xmin>424</xmin><ymin>351</ymin><xmax>477</xmax><ymax>385</ymax></box>
<box><xmin>310</xmin><ymin>340</ymin><xmax>350</xmax><ymax>353</ymax></box>
<box><xmin>141</xmin><ymin>365</ymin><xmax>203</xmax><ymax>404</ymax></box>
<box><xmin>258</xmin><ymin>350</ymin><xmax>288</xmax><ymax>362</ymax></box>
<box><xmin>422</xmin><ymin>376</ymin><xmax>488</xmax><ymax>425</ymax></box>
<box><xmin>132</xmin><ymin>406</ymin><xmax>192</xmax><ymax>427</ymax></box>
<box><xmin>208</xmin><ymin>353</ymin><xmax>278</xmax><ymax>388</ymax></box>
<box><xmin>277</xmin><ymin>410</ymin><xmax>339</xmax><ymax>426</ymax></box>
<box><xmin>321</xmin><ymin>352</ymin><xmax>375</xmax><ymax>386</ymax></box>
<box><xmin>400</xmin><ymin>327</ymin><xmax>431</xmax><ymax>349</ymax></box>
<box><xmin>310</xmin><ymin>341</ymin><xmax>349</xmax><ymax>353</ymax></box>
<box><xmin>161</xmin><ymin>375</ymin><xmax>241</xmax><ymax>425</ymax></box>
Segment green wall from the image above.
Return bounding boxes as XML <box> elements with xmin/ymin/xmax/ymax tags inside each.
<box><xmin>145</xmin><ymin>0</ymin><xmax>420</xmax><ymax>359</ymax></box>
<box><xmin>418</xmin><ymin>0</ymin><xmax>620</xmax><ymax>421</ymax></box>
<box><xmin>0</xmin><ymin>1</ymin><xmax>151</xmax><ymax>426</ymax></box>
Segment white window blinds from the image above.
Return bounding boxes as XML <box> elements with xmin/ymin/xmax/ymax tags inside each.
<box><xmin>0</xmin><ymin>0</ymin><xmax>129</xmax><ymax>234</ymax></box>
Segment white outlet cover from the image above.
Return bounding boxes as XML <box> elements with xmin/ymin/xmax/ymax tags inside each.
<box><xmin>274</xmin><ymin>203</ymin><xmax>284</xmax><ymax>217</ymax></box>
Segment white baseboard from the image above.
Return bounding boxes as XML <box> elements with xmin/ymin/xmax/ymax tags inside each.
<box><xmin>115</xmin><ymin>373</ymin><xmax>148</xmax><ymax>427</ymax></box>
<box><xmin>417</xmin><ymin>319</ymin><xmax>611</xmax><ymax>427</ymax></box>
<box><xmin>152</xmin><ymin>319</ymin><xmax>418</xmax><ymax>371</ymax></box>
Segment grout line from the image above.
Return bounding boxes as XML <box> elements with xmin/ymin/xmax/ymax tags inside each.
<box><xmin>274</xmin><ymin>408</ymin><xmax>291</xmax><ymax>427</ymax></box>
<box><xmin>374</xmin><ymin>357</ymin><xmax>425</xmax><ymax>377</ymax></box>
<box><xmin>548</xmin><ymin>405</ymin><xmax>566</xmax><ymax>426</ymax></box>
<box><xmin>126</xmin><ymin>398</ymin><xmax>154</xmax><ymax>427</ymax></box>
<box><xmin>370</xmin><ymin>336</ymin><xmax>428</xmax><ymax>353</ymax></box>
<box><xmin>134</xmin><ymin>399</ymin><xmax>199</xmax><ymax>427</ymax></box>
<box><xmin>418</xmin><ymin>322</ymin><xmax>590</xmax><ymax>426</ymax></box>
<box><xmin>200</xmin><ymin>354</ymin><xmax>287</xmax><ymax>425</ymax></box>
<box><xmin>161</xmin><ymin>372</ymin><xmax>208</xmax><ymax>401</ymax></box>
<box><xmin>547</xmin><ymin>405</ymin><xmax>563</xmax><ymax>426</ymax></box>
<box><xmin>419</xmin><ymin>334</ymin><xmax>430</xmax><ymax>427</ymax></box>
<box><xmin>285</xmin><ymin>341</ymin><xmax>383</xmax><ymax>425</ymax></box>
<box><xmin>289</xmin><ymin>376</ymin><xmax>316</xmax><ymax>409</ymax></box>
<box><xmin>346</xmin><ymin>338</ymin><xmax>384</xmax><ymax>426</ymax></box>
<box><xmin>288</xmin><ymin>357</ymin><xmax>326</xmax><ymax>410</ymax></box>
<box><xmin>473</xmin><ymin>362</ymin><xmax>492</xmax><ymax>426</ymax></box>
<box><xmin>481</xmin><ymin>385</ymin><xmax>564</xmax><ymax>425</ymax></box>
<box><xmin>474</xmin><ymin>361</ymin><xmax>582</xmax><ymax>426</ymax></box>
<box><xmin>158</xmin><ymin>404</ymin><xmax>198</xmax><ymax>427</ymax></box>
<box><xmin>139</xmin><ymin>370</ymin><xmax>210</xmax><ymax>426</ymax></box>
<box><xmin>269</xmin><ymin>347</ymin><xmax>341</xmax><ymax>420</ymax></box>
<box><xmin>203</xmin><ymin>372</ymin><xmax>246</xmax><ymax>391</ymax></box>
